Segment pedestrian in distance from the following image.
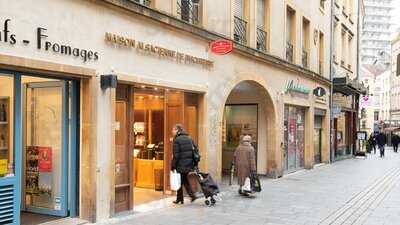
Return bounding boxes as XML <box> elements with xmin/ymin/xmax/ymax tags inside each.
<box><xmin>233</xmin><ymin>135</ymin><xmax>256</xmax><ymax>196</ymax></box>
<box><xmin>392</xmin><ymin>133</ymin><xmax>400</xmax><ymax>153</ymax></box>
<box><xmin>376</xmin><ymin>131</ymin><xmax>387</xmax><ymax>158</ymax></box>
<box><xmin>368</xmin><ymin>134</ymin><xmax>377</xmax><ymax>154</ymax></box>
<box><xmin>171</xmin><ymin>124</ymin><xmax>198</xmax><ymax>204</ymax></box>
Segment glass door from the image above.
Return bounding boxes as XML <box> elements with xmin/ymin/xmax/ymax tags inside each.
<box><xmin>23</xmin><ymin>81</ymin><xmax>69</xmax><ymax>217</ymax></box>
<box><xmin>284</xmin><ymin>105</ymin><xmax>305</xmax><ymax>172</ymax></box>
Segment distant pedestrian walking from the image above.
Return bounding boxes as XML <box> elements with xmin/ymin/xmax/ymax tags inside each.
<box><xmin>233</xmin><ymin>135</ymin><xmax>256</xmax><ymax>196</ymax></box>
<box><xmin>368</xmin><ymin>134</ymin><xmax>377</xmax><ymax>154</ymax></box>
<box><xmin>376</xmin><ymin>132</ymin><xmax>387</xmax><ymax>158</ymax></box>
<box><xmin>392</xmin><ymin>134</ymin><xmax>400</xmax><ymax>153</ymax></box>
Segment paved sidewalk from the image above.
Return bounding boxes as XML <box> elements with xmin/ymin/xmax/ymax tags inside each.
<box><xmin>98</xmin><ymin>148</ymin><xmax>400</xmax><ymax>225</ymax></box>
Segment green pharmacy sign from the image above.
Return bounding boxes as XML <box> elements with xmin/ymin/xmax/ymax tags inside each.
<box><xmin>284</xmin><ymin>80</ymin><xmax>311</xmax><ymax>95</ymax></box>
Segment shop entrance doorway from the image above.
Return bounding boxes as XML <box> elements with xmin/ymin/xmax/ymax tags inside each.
<box><xmin>0</xmin><ymin>73</ymin><xmax>79</xmax><ymax>225</ymax></box>
<box><xmin>222</xmin><ymin>80</ymin><xmax>275</xmax><ymax>179</ymax></box>
<box><xmin>283</xmin><ymin>105</ymin><xmax>305</xmax><ymax>172</ymax></box>
<box><xmin>114</xmin><ymin>84</ymin><xmax>201</xmax><ymax>213</ymax></box>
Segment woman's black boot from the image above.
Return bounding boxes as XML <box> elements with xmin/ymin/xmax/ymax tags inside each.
<box><xmin>173</xmin><ymin>199</ymin><xmax>184</xmax><ymax>204</ymax></box>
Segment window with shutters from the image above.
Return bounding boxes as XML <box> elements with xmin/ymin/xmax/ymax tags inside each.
<box><xmin>233</xmin><ymin>0</ymin><xmax>248</xmax><ymax>45</ymax></box>
<box><xmin>177</xmin><ymin>0</ymin><xmax>202</xmax><ymax>26</ymax></box>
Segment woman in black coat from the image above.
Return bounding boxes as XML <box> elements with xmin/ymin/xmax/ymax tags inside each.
<box><xmin>171</xmin><ymin>124</ymin><xmax>197</xmax><ymax>204</ymax></box>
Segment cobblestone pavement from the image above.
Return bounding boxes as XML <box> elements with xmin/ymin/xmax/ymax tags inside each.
<box><xmin>98</xmin><ymin>148</ymin><xmax>400</xmax><ymax>225</ymax></box>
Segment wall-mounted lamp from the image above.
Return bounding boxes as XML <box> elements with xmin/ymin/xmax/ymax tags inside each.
<box><xmin>100</xmin><ymin>74</ymin><xmax>118</xmax><ymax>90</ymax></box>
<box><xmin>314</xmin><ymin>29</ymin><xmax>319</xmax><ymax>45</ymax></box>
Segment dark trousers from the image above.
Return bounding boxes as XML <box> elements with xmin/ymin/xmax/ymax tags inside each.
<box><xmin>379</xmin><ymin>145</ymin><xmax>385</xmax><ymax>157</ymax></box>
<box><xmin>394</xmin><ymin>144</ymin><xmax>398</xmax><ymax>153</ymax></box>
<box><xmin>372</xmin><ymin>144</ymin><xmax>376</xmax><ymax>154</ymax></box>
<box><xmin>176</xmin><ymin>172</ymin><xmax>193</xmax><ymax>201</ymax></box>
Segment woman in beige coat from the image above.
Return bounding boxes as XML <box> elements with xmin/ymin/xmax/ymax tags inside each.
<box><xmin>233</xmin><ymin>135</ymin><xmax>256</xmax><ymax>195</ymax></box>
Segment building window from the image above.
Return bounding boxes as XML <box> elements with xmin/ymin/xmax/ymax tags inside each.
<box><xmin>341</xmin><ymin>29</ymin><xmax>346</xmax><ymax>67</ymax></box>
<box><xmin>286</xmin><ymin>6</ymin><xmax>296</xmax><ymax>63</ymax></box>
<box><xmin>302</xmin><ymin>18</ymin><xmax>310</xmax><ymax>68</ymax></box>
<box><xmin>133</xmin><ymin>0</ymin><xmax>151</xmax><ymax>7</ymax></box>
<box><xmin>374</xmin><ymin>111</ymin><xmax>379</xmax><ymax>121</ymax></box>
<box><xmin>234</xmin><ymin>0</ymin><xmax>248</xmax><ymax>45</ymax></box>
<box><xmin>177</xmin><ymin>0</ymin><xmax>202</xmax><ymax>25</ymax></box>
<box><xmin>319</xmin><ymin>32</ymin><xmax>324</xmax><ymax>75</ymax></box>
<box><xmin>256</xmin><ymin>0</ymin><xmax>268</xmax><ymax>52</ymax></box>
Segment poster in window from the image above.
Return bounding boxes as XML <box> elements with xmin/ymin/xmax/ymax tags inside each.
<box><xmin>38</xmin><ymin>147</ymin><xmax>52</xmax><ymax>172</ymax></box>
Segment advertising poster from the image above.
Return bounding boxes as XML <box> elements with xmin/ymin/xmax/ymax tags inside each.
<box><xmin>0</xmin><ymin>159</ymin><xmax>7</xmax><ymax>176</ymax></box>
<box><xmin>38</xmin><ymin>147</ymin><xmax>52</xmax><ymax>172</ymax></box>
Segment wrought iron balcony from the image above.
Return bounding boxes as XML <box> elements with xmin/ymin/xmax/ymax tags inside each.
<box><xmin>177</xmin><ymin>0</ymin><xmax>201</xmax><ymax>25</ymax></box>
<box><xmin>256</xmin><ymin>27</ymin><xmax>267</xmax><ymax>52</ymax></box>
<box><xmin>234</xmin><ymin>16</ymin><xmax>247</xmax><ymax>45</ymax></box>
<box><xmin>286</xmin><ymin>42</ymin><xmax>294</xmax><ymax>63</ymax></box>
<box><xmin>302</xmin><ymin>49</ymin><xmax>308</xmax><ymax>68</ymax></box>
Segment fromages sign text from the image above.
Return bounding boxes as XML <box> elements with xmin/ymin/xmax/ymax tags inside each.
<box><xmin>0</xmin><ymin>19</ymin><xmax>99</xmax><ymax>62</ymax></box>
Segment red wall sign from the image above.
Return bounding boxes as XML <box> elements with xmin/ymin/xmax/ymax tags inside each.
<box><xmin>210</xmin><ymin>39</ymin><xmax>233</xmax><ymax>55</ymax></box>
<box><xmin>38</xmin><ymin>147</ymin><xmax>52</xmax><ymax>172</ymax></box>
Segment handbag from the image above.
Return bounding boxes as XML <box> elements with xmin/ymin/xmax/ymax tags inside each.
<box><xmin>242</xmin><ymin>177</ymin><xmax>252</xmax><ymax>193</ymax></box>
<box><xmin>170</xmin><ymin>170</ymin><xmax>181</xmax><ymax>191</ymax></box>
<box><xmin>251</xmin><ymin>174</ymin><xmax>262</xmax><ymax>192</ymax></box>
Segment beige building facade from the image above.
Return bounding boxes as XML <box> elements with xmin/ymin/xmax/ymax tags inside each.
<box><xmin>332</xmin><ymin>0</ymin><xmax>366</xmax><ymax>159</ymax></box>
<box><xmin>0</xmin><ymin>0</ymin><xmax>332</xmax><ymax>224</ymax></box>
<box><xmin>391</xmin><ymin>34</ymin><xmax>400</xmax><ymax>122</ymax></box>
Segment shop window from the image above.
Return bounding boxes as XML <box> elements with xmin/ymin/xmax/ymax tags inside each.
<box><xmin>177</xmin><ymin>0</ymin><xmax>202</xmax><ymax>26</ymax></box>
<box><xmin>0</xmin><ymin>75</ymin><xmax>14</xmax><ymax>177</ymax></box>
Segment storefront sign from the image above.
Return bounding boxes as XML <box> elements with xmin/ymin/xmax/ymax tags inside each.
<box><xmin>356</xmin><ymin>131</ymin><xmax>367</xmax><ymax>140</ymax></box>
<box><xmin>105</xmin><ymin>32</ymin><xmax>213</xmax><ymax>67</ymax></box>
<box><xmin>313</xmin><ymin>87</ymin><xmax>326</xmax><ymax>97</ymax></box>
<box><xmin>284</xmin><ymin>80</ymin><xmax>311</xmax><ymax>95</ymax></box>
<box><xmin>38</xmin><ymin>147</ymin><xmax>52</xmax><ymax>172</ymax></box>
<box><xmin>0</xmin><ymin>18</ymin><xmax>99</xmax><ymax>62</ymax></box>
<box><xmin>210</xmin><ymin>39</ymin><xmax>233</xmax><ymax>55</ymax></box>
<box><xmin>360</xmin><ymin>95</ymin><xmax>371</xmax><ymax>107</ymax></box>
<box><xmin>333</xmin><ymin>93</ymin><xmax>353</xmax><ymax>108</ymax></box>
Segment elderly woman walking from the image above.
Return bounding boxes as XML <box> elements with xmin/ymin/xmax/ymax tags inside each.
<box><xmin>233</xmin><ymin>135</ymin><xmax>256</xmax><ymax>196</ymax></box>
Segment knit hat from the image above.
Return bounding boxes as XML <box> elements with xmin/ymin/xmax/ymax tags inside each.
<box><xmin>242</xmin><ymin>135</ymin><xmax>252</xmax><ymax>142</ymax></box>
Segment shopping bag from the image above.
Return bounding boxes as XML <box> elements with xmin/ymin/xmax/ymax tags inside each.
<box><xmin>170</xmin><ymin>170</ymin><xmax>181</xmax><ymax>191</ymax></box>
<box><xmin>242</xmin><ymin>177</ymin><xmax>252</xmax><ymax>193</ymax></box>
<box><xmin>251</xmin><ymin>174</ymin><xmax>262</xmax><ymax>192</ymax></box>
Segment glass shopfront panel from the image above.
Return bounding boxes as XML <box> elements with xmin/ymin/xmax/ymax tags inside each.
<box><xmin>23</xmin><ymin>78</ymin><xmax>64</xmax><ymax>211</ymax></box>
<box><xmin>0</xmin><ymin>75</ymin><xmax>14</xmax><ymax>177</ymax></box>
<box><xmin>284</xmin><ymin>105</ymin><xmax>305</xmax><ymax>172</ymax></box>
<box><xmin>222</xmin><ymin>105</ymin><xmax>258</xmax><ymax>174</ymax></box>
<box><xmin>0</xmin><ymin>72</ymin><xmax>79</xmax><ymax>224</ymax></box>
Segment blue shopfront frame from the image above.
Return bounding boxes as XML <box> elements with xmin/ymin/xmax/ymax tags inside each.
<box><xmin>0</xmin><ymin>70</ymin><xmax>80</xmax><ymax>224</ymax></box>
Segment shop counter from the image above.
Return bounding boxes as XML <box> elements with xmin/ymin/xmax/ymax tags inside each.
<box><xmin>133</xmin><ymin>158</ymin><xmax>163</xmax><ymax>189</ymax></box>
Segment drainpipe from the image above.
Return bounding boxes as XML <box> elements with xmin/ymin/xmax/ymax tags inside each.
<box><xmin>329</xmin><ymin>0</ymin><xmax>335</xmax><ymax>163</ymax></box>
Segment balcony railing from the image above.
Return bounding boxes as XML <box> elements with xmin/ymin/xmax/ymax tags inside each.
<box><xmin>177</xmin><ymin>0</ymin><xmax>201</xmax><ymax>25</ymax></box>
<box><xmin>234</xmin><ymin>16</ymin><xmax>247</xmax><ymax>45</ymax></box>
<box><xmin>302</xmin><ymin>49</ymin><xmax>308</xmax><ymax>68</ymax></box>
<box><xmin>286</xmin><ymin>42</ymin><xmax>294</xmax><ymax>63</ymax></box>
<box><xmin>340</xmin><ymin>60</ymin><xmax>345</xmax><ymax>67</ymax></box>
<box><xmin>348</xmin><ymin>64</ymin><xmax>352</xmax><ymax>71</ymax></box>
<box><xmin>256</xmin><ymin>27</ymin><xmax>267</xmax><ymax>52</ymax></box>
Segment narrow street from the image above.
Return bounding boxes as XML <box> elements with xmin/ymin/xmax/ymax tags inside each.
<box><xmin>99</xmin><ymin>149</ymin><xmax>400</xmax><ymax>225</ymax></box>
